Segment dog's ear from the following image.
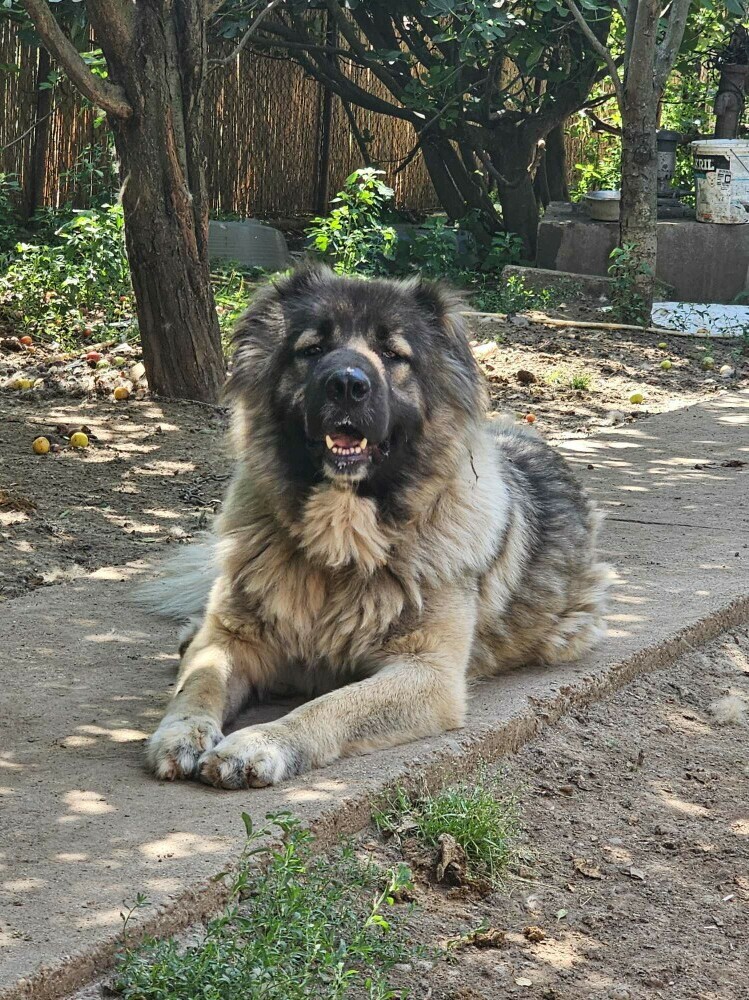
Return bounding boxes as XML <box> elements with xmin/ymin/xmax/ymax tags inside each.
<box><xmin>412</xmin><ymin>277</ymin><xmax>462</xmax><ymax>320</ymax></box>
<box><xmin>409</xmin><ymin>277</ymin><xmax>485</xmax><ymax>416</ymax></box>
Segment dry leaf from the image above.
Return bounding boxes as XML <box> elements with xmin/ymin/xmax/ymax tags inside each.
<box><xmin>472</xmin><ymin>927</ymin><xmax>506</xmax><ymax>949</ymax></box>
<box><xmin>573</xmin><ymin>857</ymin><xmax>603</xmax><ymax>879</ymax></box>
<box><xmin>523</xmin><ymin>925</ymin><xmax>547</xmax><ymax>943</ymax></box>
<box><xmin>626</xmin><ymin>866</ymin><xmax>646</xmax><ymax>880</ymax></box>
<box><xmin>515</xmin><ymin>978</ymin><xmax>534</xmax><ymax>987</ymax></box>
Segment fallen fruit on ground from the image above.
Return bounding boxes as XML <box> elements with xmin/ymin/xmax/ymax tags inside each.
<box><xmin>113</xmin><ymin>356</ymin><xmax>127</xmax><ymax>367</ymax></box>
<box><xmin>658</xmin><ymin>341</ymin><xmax>668</xmax><ymax>349</ymax></box>
<box><xmin>660</xmin><ymin>360</ymin><xmax>672</xmax><ymax>370</ymax></box>
<box><xmin>19</xmin><ymin>335</ymin><xmax>33</xmax><ymax>346</ymax></box>
<box><xmin>525</xmin><ymin>413</ymin><xmax>537</xmax><ymax>423</ymax></box>
<box><xmin>86</xmin><ymin>351</ymin><xmax>102</xmax><ymax>363</ymax></box>
<box><xmin>13</xmin><ymin>377</ymin><xmax>35</xmax><ymax>390</ymax></box>
<box><xmin>630</xmin><ymin>392</ymin><xmax>644</xmax><ymax>404</ymax></box>
<box><xmin>32</xmin><ymin>436</ymin><xmax>50</xmax><ymax>455</ymax></box>
<box><xmin>113</xmin><ymin>386</ymin><xmax>130</xmax><ymax>401</ymax></box>
<box><xmin>702</xmin><ymin>356</ymin><xmax>715</xmax><ymax>370</ymax></box>
<box><xmin>69</xmin><ymin>432</ymin><xmax>89</xmax><ymax>449</ymax></box>
<box><xmin>96</xmin><ymin>359</ymin><xmax>109</xmax><ymax>369</ymax></box>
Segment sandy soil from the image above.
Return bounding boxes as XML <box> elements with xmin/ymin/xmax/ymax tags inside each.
<box><xmin>0</xmin><ymin>315</ymin><xmax>746</xmax><ymax>601</ymax></box>
<box><xmin>370</xmin><ymin>626</ymin><xmax>749</xmax><ymax>1000</ymax></box>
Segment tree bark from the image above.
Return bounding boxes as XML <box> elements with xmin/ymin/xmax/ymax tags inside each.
<box><xmin>618</xmin><ymin>0</ymin><xmax>660</xmax><ymax>321</ymax></box>
<box><xmin>714</xmin><ymin>63</ymin><xmax>748</xmax><ymax>139</ymax></box>
<box><xmin>22</xmin><ymin>0</ymin><xmax>225</xmax><ymax>403</ymax></box>
<box><xmin>21</xmin><ymin>46</ymin><xmax>52</xmax><ymax>220</ymax></box>
<box><xmin>545</xmin><ymin>122</ymin><xmax>570</xmax><ymax>202</ymax></box>
<box><xmin>107</xmin><ymin>2</ymin><xmax>224</xmax><ymax>402</ymax></box>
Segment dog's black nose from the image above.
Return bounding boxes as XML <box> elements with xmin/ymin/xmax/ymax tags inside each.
<box><xmin>325</xmin><ymin>367</ymin><xmax>371</xmax><ymax>405</ymax></box>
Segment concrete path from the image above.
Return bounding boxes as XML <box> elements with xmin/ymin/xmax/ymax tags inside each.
<box><xmin>1</xmin><ymin>392</ymin><xmax>747</xmax><ymax>1000</ymax></box>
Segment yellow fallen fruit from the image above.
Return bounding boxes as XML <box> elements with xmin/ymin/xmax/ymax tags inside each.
<box><xmin>32</xmin><ymin>436</ymin><xmax>50</xmax><ymax>455</ymax></box>
<box><xmin>13</xmin><ymin>378</ymin><xmax>35</xmax><ymax>390</ymax></box>
<box><xmin>630</xmin><ymin>392</ymin><xmax>644</xmax><ymax>404</ymax></box>
<box><xmin>113</xmin><ymin>386</ymin><xmax>130</xmax><ymax>401</ymax></box>
<box><xmin>69</xmin><ymin>432</ymin><xmax>89</xmax><ymax>449</ymax></box>
<box><xmin>701</xmin><ymin>356</ymin><xmax>715</xmax><ymax>370</ymax></box>
<box><xmin>660</xmin><ymin>360</ymin><xmax>672</xmax><ymax>370</ymax></box>
<box><xmin>657</xmin><ymin>341</ymin><xmax>668</xmax><ymax>349</ymax></box>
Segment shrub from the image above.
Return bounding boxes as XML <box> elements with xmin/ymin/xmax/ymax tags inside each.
<box><xmin>0</xmin><ymin>203</ymin><xmax>131</xmax><ymax>339</ymax></box>
<box><xmin>307</xmin><ymin>168</ymin><xmax>398</xmax><ymax>275</ymax></box>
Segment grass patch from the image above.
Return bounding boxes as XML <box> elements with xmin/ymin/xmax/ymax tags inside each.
<box><xmin>115</xmin><ymin>812</ymin><xmax>418</xmax><ymax>1000</ymax></box>
<box><xmin>544</xmin><ymin>368</ymin><xmax>592</xmax><ymax>391</ymax></box>
<box><xmin>374</xmin><ymin>772</ymin><xmax>522</xmax><ymax>887</ymax></box>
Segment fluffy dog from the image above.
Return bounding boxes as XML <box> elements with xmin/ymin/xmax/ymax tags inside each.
<box><xmin>142</xmin><ymin>263</ymin><xmax>611</xmax><ymax>788</ymax></box>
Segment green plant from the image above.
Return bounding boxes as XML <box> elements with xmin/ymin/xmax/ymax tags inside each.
<box><xmin>307</xmin><ymin>168</ymin><xmax>398</xmax><ymax>276</ymax></box>
<box><xmin>0</xmin><ymin>204</ymin><xmax>131</xmax><ymax>341</ymax></box>
<box><xmin>472</xmin><ymin>274</ymin><xmax>557</xmax><ymax>315</ymax></box>
<box><xmin>0</xmin><ymin>173</ymin><xmax>21</xmax><ymax>259</ymax></box>
<box><xmin>407</xmin><ymin>216</ymin><xmax>463</xmax><ymax>279</ymax></box>
<box><xmin>374</xmin><ymin>773</ymin><xmax>522</xmax><ymax>886</ymax></box>
<box><xmin>482</xmin><ymin>231</ymin><xmax>525</xmax><ymax>272</ymax></box>
<box><xmin>608</xmin><ymin>243</ymin><xmax>650</xmax><ymax>326</ymax></box>
<box><xmin>546</xmin><ymin>369</ymin><xmax>592</xmax><ymax>390</ymax></box>
<box><xmin>115</xmin><ymin>812</ymin><xmax>418</xmax><ymax>1000</ymax></box>
<box><xmin>60</xmin><ymin>138</ymin><xmax>120</xmax><ymax>208</ymax></box>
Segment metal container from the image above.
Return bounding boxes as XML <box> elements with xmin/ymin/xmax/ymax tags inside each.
<box><xmin>584</xmin><ymin>190</ymin><xmax>620</xmax><ymax>222</ymax></box>
<box><xmin>692</xmin><ymin>139</ymin><xmax>749</xmax><ymax>224</ymax></box>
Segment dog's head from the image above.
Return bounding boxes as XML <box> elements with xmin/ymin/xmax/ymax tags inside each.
<box><xmin>227</xmin><ymin>262</ymin><xmax>484</xmax><ymax>501</ymax></box>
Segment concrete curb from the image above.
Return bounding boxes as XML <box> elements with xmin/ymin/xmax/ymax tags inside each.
<box><xmin>2</xmin><ymin>390</ymin><xmax>747</xmax><ymax>1000</ymax></box>
<box><xmin>4</xmin><ymin>594</ymin><xmax>748</xmax><ymax>1000</ymax></box>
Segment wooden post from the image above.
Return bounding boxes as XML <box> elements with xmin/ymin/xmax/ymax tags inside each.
<box><xmin>314</xmin><ymin>12</ymin><xmax>337</xmax><ymax>214</ymax></box>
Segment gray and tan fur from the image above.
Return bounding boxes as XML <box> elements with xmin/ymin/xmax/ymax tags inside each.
<box><xmin>143</xmin><ymin>263</ymin><xmax>611</xmax><ymax>789</ymax></box>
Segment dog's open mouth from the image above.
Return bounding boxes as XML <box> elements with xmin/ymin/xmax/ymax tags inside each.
<box><xmin>324</xmin><ymin>428</ymin><xmax>372</xmax><ymax>469</ymax></box>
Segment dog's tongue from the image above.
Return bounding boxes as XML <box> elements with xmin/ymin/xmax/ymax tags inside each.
<box><xmin>330</xmin><ymin>432</ymin><xmax>362</xmax><ymax>448</ymax></box>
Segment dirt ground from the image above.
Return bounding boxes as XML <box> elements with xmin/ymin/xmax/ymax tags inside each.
<box><xmin>370</xmin><ymin>626</ymin><xmax>749</xmax><ymax>1000</ymax></box>
<box><xmin>0</xmin><ymin>313</ymin><xmax>746</xmax><ymax>601</ymax></box>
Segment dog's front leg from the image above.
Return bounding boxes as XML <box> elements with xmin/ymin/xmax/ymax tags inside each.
<box><xmin>198</xmin><ymin>596</ymin><xmax>475</xmax><ymax>789</ymax></box>
<box><xmin>146</xmin><ymin>616</ymin><xmax>276</xmax><ymax>781</ymax></box>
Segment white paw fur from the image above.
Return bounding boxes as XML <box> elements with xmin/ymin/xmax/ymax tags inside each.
<box><xmin>198</xmin><ymin>726</ymin><xmax>296</xmax><ymax>789</ymax></box>
<box><xmin>146</xmin><ymin>715</ymin><xmax>224</xmax><ymax>780</ymax></box>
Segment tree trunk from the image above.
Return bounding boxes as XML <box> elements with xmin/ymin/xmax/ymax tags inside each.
<box><xmin>714</xmin><ymin>63</ymin><xmax>748</xmax><ymax>139</ymax></box>
<box><xmin>488</xmin><ymin>134</ymin><xmax>540</xmax><ymax>258</ymax></box>
<box><xmin>103</xmin><ymin>3</ymin><xmax>225</xmax><ymax>402</ymax></box>
<box><xmin>420</xmin><ymin>135</ymin><xmax>500</xmax><ymax>248</ymax></box>
<box><xmin>545</xmin><ymin>123</ymin><xmax>570</xmax><ymax>202</ymax></box>
<box><xmin>21</xmin><ymin>46</ymin><xmax>53</xmax><ymax>220</ymax></box>
<box><xmin>617</xmin><ymin>0</ymin><xmax>660</xmax><ymax>322</ymax></box>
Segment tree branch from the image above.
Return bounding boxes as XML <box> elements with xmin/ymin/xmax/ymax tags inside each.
<box><xmin>655</xmin><ymin>0</ymin><xmax>691</xmax><ymax>91</ymax></box>
<box><xmin>21</xmin><ymin>0</ymin><xmax>132</xmax><ymax>118</ymax></box>
<box><xmin>582</xmin><ymin>109</ymin><xmax>622</xmax><ymax>135</ymax></box>
<box><xmin>86</xmin><ymin>0</ymin><xmax>134</xmax><ymax>63</ymax></box>
<box><xmin>563</xmin><ymin>0</ymin><xmax>623</xmax><ymax>108</ymax></box>
<box><xmin>212</xmin><ymin>0</ymin><xmax>285</xmax><ymax>66</ymax></box>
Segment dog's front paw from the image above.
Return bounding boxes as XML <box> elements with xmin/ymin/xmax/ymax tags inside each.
<box><xmin>146</xmin><ymin>715</ymin><xmax>224</xmax><ymax>781</ymax></box>
<box><xmin>198</xmin><ymin>726</ymin><xmax>303</xmax><ymax>789</ymax></box>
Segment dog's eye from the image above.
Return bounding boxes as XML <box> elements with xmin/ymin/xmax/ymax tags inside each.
<box><xmin>382</xmin><ymin>348</ymin><xmax>405</xmax><ymax>361</ymax></box>
<box><xmin>299</xmin><ymin>344</ymin><xmax>323</xmax><ymax>358</ymax></box>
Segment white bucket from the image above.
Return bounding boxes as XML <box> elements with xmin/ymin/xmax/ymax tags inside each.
<box><xmin>692</xmin><ymin>139</ymin><xmax>749</xmax><ymax>224</ymax></box>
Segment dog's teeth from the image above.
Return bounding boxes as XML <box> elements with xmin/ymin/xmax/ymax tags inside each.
<box><xmin>325</xmin><ymin>435</ymin><xmax>334</xmax><ymax>450</ymax></box>
<box><xmin>360</xmin><ymin>438</ymin><xmax>367</xmax><ymax>450</ymax></box>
